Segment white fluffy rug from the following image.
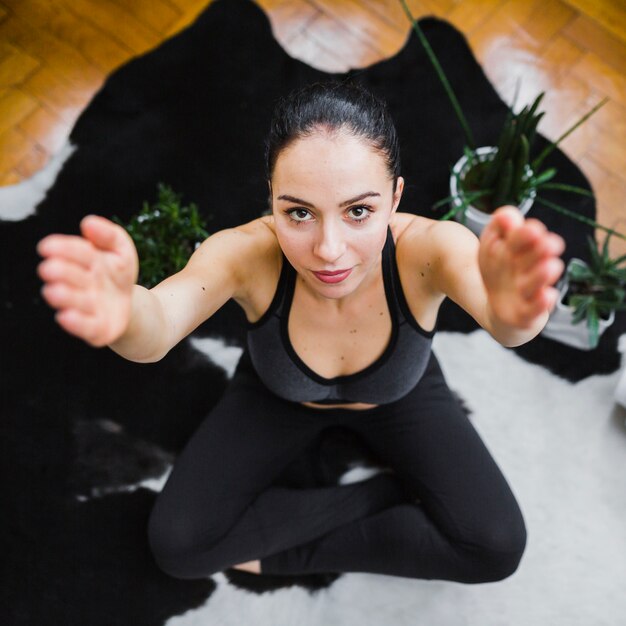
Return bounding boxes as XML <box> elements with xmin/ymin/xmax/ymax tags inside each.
<box><xmin>156</xmin><ymin>329</ymin><xmax>626</xmax><ymax>625</ymax></box>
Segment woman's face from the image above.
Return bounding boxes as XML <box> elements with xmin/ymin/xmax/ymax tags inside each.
<box><xmin>270</xmin><ymin>130</ymin><xmax>404</xmax><ymax>301</ymax></box>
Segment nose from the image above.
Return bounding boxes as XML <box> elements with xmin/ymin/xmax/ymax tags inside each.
<box><xmin>313</xmin><ymin>221</ymin><xmax>346</xmax><ymax>264</ymax></box>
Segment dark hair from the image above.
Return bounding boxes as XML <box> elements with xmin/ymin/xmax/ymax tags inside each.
<box><xmin>264</xmin><ymin>80</ymin><xmax>401</xmax><ymax>193</ymax></box>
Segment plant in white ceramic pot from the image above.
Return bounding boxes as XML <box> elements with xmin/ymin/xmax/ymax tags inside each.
<box><xmin>541</xmin><ymin>231</ymin><xmax>626</xmax><ymax>350</ymax></box>
<box><xmin>398</xmin><ymin>0</ymin><xmax>623</xmax><ymax>243</ymax></box>
<box><xmin>440</xmin><ymin>89</ymin><xmax>605</xmax><ymax>238</ymax></box>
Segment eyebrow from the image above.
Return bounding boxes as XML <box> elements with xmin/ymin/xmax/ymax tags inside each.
<box><xmin>276</xmin><ymin>191</ymin><xmax>381</xmax><ymax>208</ymax></box>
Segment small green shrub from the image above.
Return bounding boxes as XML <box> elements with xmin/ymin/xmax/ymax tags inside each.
<box><xmin>113</xmin><ymin>183</ymin><xmax>211</xmax><ymax>289</ymax></box>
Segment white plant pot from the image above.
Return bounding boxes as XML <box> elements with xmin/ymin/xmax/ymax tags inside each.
<box><xmin>541</xmin><ymin>258</ymin><xmax>615</xmax><ymax>350</ymax></box>
<box><xmin>449</xmin><ymin>146</ymin><xmax>537</xmax><ymax>237</ymax></box>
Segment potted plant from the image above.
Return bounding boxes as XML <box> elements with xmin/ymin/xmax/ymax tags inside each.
<box><xmin>444</xmin><ymin>89</ymin><xmax>542</xmax><ymax>235</ymax></box>
<box><xmin>113</xmin><ymin>183</ymin><xmax>211</xmax><ymax>289</ymax></box>
<box><xmin>442</xmin><ymin>89</ymin><xmax>604</xmax><ymax>237</ymax></box>
<box><xmin>398</xmin><ymin>0</ymin><xmax>624</xmax><ymax>245</ymax></box>
<box><xmin>541</xmin><ymin>231</ymin><xmax>626</xmax><ymax>350</ymax></box>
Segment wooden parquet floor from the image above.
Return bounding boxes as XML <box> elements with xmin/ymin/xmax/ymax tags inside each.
<box><xmin>0</xmin><ymin>0</ymin><xmax>624</xmax><ymax>254</ymax></box>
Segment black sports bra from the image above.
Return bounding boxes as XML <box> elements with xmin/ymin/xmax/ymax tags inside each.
<box><xmin>245</xmin><ymin>225</ymin><xmax>437</xmax><ymax>405</ymax></box>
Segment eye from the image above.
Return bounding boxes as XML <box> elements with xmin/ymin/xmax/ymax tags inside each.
<box><xmin>347</xmin><ymin>205</ymin><xmax>372</xmax><ymax>222</ymax></box>
<box><xmin>286</xmin><ymin>208</ymin><xmax>313</xmax><ymax>224</ymax></box>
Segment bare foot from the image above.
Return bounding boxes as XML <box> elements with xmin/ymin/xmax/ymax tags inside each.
<box><xmin>232</xmin><ymin>559</ymin><xmax>261</xmax><ymax>574</ymax></box>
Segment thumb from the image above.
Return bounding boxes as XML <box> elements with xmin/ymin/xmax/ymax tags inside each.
<box><xmin>480</xmin><ymin>205</ymin><xmax>523</xmax><ymax>252</ymax></box>
<box><xmin>80</xmin><ymin>215</ymin><xmax>131</xmax><ymax>255</ymax></box>
<box><xmin>490</xmin><ymin>205</ymin><xmax>524</xmax><ymax>237</ymax></box>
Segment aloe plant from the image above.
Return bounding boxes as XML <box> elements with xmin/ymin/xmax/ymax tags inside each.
<box><xmin>563</xmin><ymin>231</ymin><xmax>626</xmax><ymax>348</ymax></box>
<box><xmin>398</xmin><ymin>0</ymin><xmax>624</xmax><ymax>243</ymax></box>
<box><xmin>477</xmin><ymin>90</ymin><xmax>544</xmax><ymax>209</ymax></box>
<box><xmin>441</xmin><ymin>91</ymin><xmax>606</xmax><ymax>213</ymax></box>
<box><xmin>113</xmin><ymin>183</ymin><xmax>211</xmax><ymax>289</ymax></box>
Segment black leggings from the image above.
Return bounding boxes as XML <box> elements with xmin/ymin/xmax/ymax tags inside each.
<box><xmin>147</xmin><ymin>349</ymin><xmax>527</xmax><ymax>582</ymax></box>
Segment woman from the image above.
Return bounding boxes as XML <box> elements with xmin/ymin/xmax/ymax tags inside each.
<box><xmin>36</xmin><ymin>81</ymin><xmax>565</xmax><ymax>582</ymax></box>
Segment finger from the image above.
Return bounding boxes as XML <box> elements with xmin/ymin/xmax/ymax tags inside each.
<box><xmin>481</xmin><ymin>207</ymin><xmax>526</xmax><ymax>261</ymax></box>
<box><xmin>515</xmin><ymin>232</ymin><xmax>566</xmax><ymax>273</ymax></box>
<box><xmin>519</xmin><ymin>257</ymin><xmax>564</xmax><ymax>300</ymax></box>
<box><xmin>54</xmin><ymin>309</ymin><xmax>103</xmax><ymax>347</ymax></box>
<box><xmin>36</xmin><ymin>234</ymin><xmax>96</xmax><ymax>269</ymax></box>
<box><xmin>37</xmin><ymin>258</ymin><xmax>91</xmax><ymax>290</ymax></box>
<box><xmin>80</xmin><ymin>215</ymin><xmax>131</xmax><ymax>255</ymax></box>
<box><xmin>513</xmin><ymin>286</ymin><xmax>559</xmax><ymax>327</ymax></box>
<box><xmin>525</xmin><ymin>286</ymin><xmax>560</xmax><ymax>319</ymax></box>
<box><xmin>41</xmin><ymin>283</ymin><xmax>96</xmax><ymax>314</ymax></box>
<box><xmin>480</xmin><ymin>216</ymin><xmax>510</xmax><ymax>258</ymax></box>
<box><xmin>491</xmin><ymin>206</ymin><xmax>525</xmax><ymax>238</ymax></box>
<box><xmin>507</xmin><ymin>218</ymin><xmax>547</xmax><ymax>255</ymax></box>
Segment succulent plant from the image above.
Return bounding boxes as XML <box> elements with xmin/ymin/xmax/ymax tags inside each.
<box><xmin>563</xmin><ymin>232</ymin><xmax>626</xmax><ymax>348</ymax></box>
<box><xmin>398</xmin><ymin>0</ymin><xmax>624</xmax><ymax>243</ymax></box>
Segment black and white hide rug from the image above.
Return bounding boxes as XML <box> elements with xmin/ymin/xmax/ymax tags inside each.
<box><xmin>1</xmin><ymin>0</ymin><xmax>624</xmax><ymax>624</ymax></box>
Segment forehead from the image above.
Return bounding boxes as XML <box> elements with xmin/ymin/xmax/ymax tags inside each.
<box><xmin>272</xmin><ymin>131</ymin><xmax>389</xmax><ymax>188</ymax></box>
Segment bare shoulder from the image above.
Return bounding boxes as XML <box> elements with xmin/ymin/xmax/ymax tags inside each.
<box><xmin>231</xmin><ymin>214</ymin><xmax>280</xmax><ymax>271</ymax></box>
<box><xmin>392</xmin><ymin>212</ymin><xmax>447</xmax><ymax>296</ymax></box>
<box><xmin>422</xmin><ymin>217</ymin><xmax>481</xmax><ymax>266</ymax></box>
<box><xmin>183</xmin><ymin>214</ymin><xmax>279</xmax><ymax>296</ymax></box>
<box><xmin>396</xmin><ymin>214</ymin><xmax>479</xmax><ymax>294</ymax></box>
<box><xmin>392</xmin><ymin>211</ymin><xmax>438</xmax><ymax>243</ymax></box>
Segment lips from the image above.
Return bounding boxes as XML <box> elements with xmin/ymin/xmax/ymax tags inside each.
<box><xmin>312</xmin><ymin>268</ymin><xmax>353</xmax><ymax>284</ymax></box>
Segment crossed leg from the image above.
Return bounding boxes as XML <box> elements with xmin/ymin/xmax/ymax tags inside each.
<box><xmin>259</xmin><ymin>352</ymin><xmax>528</xmax><ymax>583</ymax></box>
<box><xmin>146</xmin><ymin>354</ymin><xmax>409</xmax><ymax>579</ymax></box>
<box><xmin>148</xmin><ymin>350</ymin><xmax>526</xmax><ymax>582</ymax></box>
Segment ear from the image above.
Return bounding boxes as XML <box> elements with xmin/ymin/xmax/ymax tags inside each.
<box><xmin>391</xmin><ymin>176</ymin><xmax>404</xmax><ymax>214</ymax></box>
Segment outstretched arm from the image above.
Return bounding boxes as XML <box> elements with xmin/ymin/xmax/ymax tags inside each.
<box><xmin>37</xmin><ymin>215</ymin><xmax>255</xmax><ymax>362</ymax></box>
<box><xmin>427</xmin><ymin>206</ymin><xmax>566</xmax><ymax>347</ymax></box>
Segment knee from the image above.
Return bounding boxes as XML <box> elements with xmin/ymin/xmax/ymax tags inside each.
<box><xmin>147</xmin><ymin>506</ymin><xmax>191</xmax><ymax>578</ymax></box>
<box><xmin>470</xmin><ymin>542</ymin><xmax>526</xmax><ymax>583</ymax></box>
<box><xmin>462</xmin><ymin>514</ymin><xmax>528</xmax><ymax>583</ymax></box>
<box><xmin>147</xmin><ymin>504</ymin><xmax>216</xmax><ymax>579</ymax></box>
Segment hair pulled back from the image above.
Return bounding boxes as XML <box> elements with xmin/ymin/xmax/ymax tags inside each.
<box><xmin>264</xmin><ymin>80</ymin><xmax>401</xmax><ymax>193</ymax></box>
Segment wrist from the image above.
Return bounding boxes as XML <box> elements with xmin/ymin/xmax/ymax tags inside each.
<box><xmin>485</xmin><ymin>298</ymin><xmax>549</xmax><ymax>348</ymax></box>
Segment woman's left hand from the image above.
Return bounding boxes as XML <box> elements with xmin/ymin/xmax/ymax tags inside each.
<box><xmin>478</xmin><ymin>206</ymin><xmax>566</xmax><ymax>329</ymax></box>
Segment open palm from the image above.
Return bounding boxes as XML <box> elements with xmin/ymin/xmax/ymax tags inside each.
<box><xmin>478</xmin><ymin>206</ymin><xmax>566</xmax><ymax>330</ymax></box>
<box><xmin>36</xmin><ymin>215</ymin><xmax>139</xmax><ymax>347</ymax></box>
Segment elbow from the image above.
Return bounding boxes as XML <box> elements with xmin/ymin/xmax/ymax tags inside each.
<box><xmin>497</xmin><ymin>336</ymin><xmax>529</xmax><ymax>349</ymax></box>
<box><xmin>106</xmin><ymin>343</ymin><xmax>169</xmax><ymax>364</ymax></box>
<box><xmin>492</xmin><ymin>319</ymin><xmax>548</xmax><ymax>348</ymax></box>
<box><xmin>133</xmin><ymin>346</ymin><xmax>171</xmax><ymax>363</ymax></box>
<box><xmin>134</xmin><ymin>353</ymin><xmax>167</xmax><ymax>364</ymax></box>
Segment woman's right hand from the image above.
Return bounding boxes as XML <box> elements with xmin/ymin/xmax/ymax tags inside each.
<box><xmin>36</xmin><ymin>215</ymin><xmax>140</xmax><ymax>348</ymax></box>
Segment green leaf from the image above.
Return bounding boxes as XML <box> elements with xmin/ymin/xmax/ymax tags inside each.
<box><xmin>115</xmin><ymin>183</ymin><xmax>212</xmax><ymax>288</ymax></box>
<box><xmin>587</xmin><ymin>310</ymin><xmax>600</xmax><ymax>348</ymax></box>
<box><xmin>587</xmin><ymin>234</ymin><xmax>603</xmax><ymax>270</ymax></box>
<box><xmin>531</xmin><ymin>167</ymin><xmax>557</xmax><ymax>186</ymax></box>
<box><xmin>533</xmin><ymin>196</ymin><xmax>626</xmax><ymax>242</ymax></box>
<box><xmin>531</xmin><ymin>97</ymin><xmax>609</xmax><ymax>172</ymax></box>
<box><xmin>510</xmin><ymin>133</ymin><xmax>529</xmax><ymax>201</ymax></box>
<box><xmin>527</xmin><ymin>91</ymin><xmax>545</xmax><ymax>120</ymax></box>
<box><xmin>492</xmin><ymin>158</ymin><xmax>513</xmax><ymax>208</ymax></box>
<box><xmin>537</xmin><ymin>182</ymin><xmax>594</xmax><ymax>197</ymax></box>
<box><xmin>399</xmin><ymin>0</ymin><xmax>476</xmax><ymax>149</ymax></box>
<box><xmin>526</xmin><ymin>111</ymin><xmax>544</xmax><ymax>148</ymax></box>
